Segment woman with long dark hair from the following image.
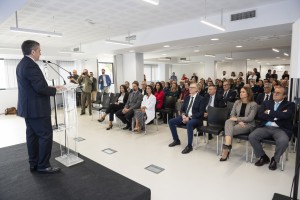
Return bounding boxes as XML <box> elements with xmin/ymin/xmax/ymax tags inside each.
<box><xmin>98</xmin><ymin>85</ymin><xmax>129</xmax><ymax>130</ymax></box>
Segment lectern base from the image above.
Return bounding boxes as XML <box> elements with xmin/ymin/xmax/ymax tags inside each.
<box><xmin>55</xmin><ymin>153</ymin><xmax>84</xmax><ymax>167</ymax></box>
<box><xmin>273</xmin><ymin>193</ymin><xmax>296</xmax><ymax>200</ymax></box>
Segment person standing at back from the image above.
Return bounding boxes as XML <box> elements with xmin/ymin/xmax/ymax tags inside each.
<box><xmin>98</xmin><ymin>68</ymin><xmax>111</xmax><ymax>93</ymax></box>
<box><xmin>78</xmin><ymin>69</ymin><xmax>93</xmax><ymax>115</ymax></box>
<box><xmin>16</xmin><ymin>40</ymin><xmax>64</xmax><ymax>174</ymax></box>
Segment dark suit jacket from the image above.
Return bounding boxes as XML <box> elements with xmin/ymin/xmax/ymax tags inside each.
<box><xmin>257</xmin><ymin>100</ymin><xmax>295</xmax><ymax>138</ymax></box>
<box><xmin>116</xmin><ymin>92</ymin><xmax>129</xmax><ymax>107</ymax></box>
<box><xmin>204</xmin><ymin>93</ymin><xmax>226</xmax><ymax>108</ymax></box>
<box><xmin>16</xmin><ymin>56</ymin><xmax>56</xmax><ymax>118</ymax></box>
<box><xmin>181</xmin><ymin>94</ymin><xmax>205</xmax><ymax>120</ymax></box>
<box><xmin>222</xmin><ymin>89</ymin><xmax>237</xmax><ymax>103</ymax></box>
<box><xmin>256</xmin><ymin>93</ymin><xmax>273</xmax><ymax>105</ymax></box>
<box><xmin>125</xmin><ymin>90</ymin><xmax>143</xmax><ymax>110</ymax></box>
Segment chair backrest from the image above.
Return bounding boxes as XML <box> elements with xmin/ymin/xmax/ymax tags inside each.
<box><xmin>226</xmin><ymin>101</ymin><xmax>234</xmax><ymax>113</ymax></box>
<box><xmin>163</xmin><ymin>96</ymin><xmax>177</xmax><ymax>109</ymax></box>
<box><xmin>94</xmin><ymin>92</ymin><xmax>102</xmax><ymax>104</ymax></box>
<box><xmin>207</xmin><ymin>106</ymin><xmax>230</xmax><ymax>127</ymax></box>
<box><xmin>101</xmin><ymin>94</ymin><xmax>111</xmax><ymax>108</ymax></box>
<box><xmin>109</xmin><ymin>93</ymin><xmax>116</xmax><ymax>104</ymax></box>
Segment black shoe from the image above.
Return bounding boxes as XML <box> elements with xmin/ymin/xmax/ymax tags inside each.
<box><xmin>208</xmin><ymin>134</ymin><xmax>213</xmax><ymax>140</ymax></box>
<box><xmin>106</xmin><ymin>124</ymin><xmax>113</xmax><ymax>130</ymax></box>
<box><xmin>269</xmin><ymin>157</ymin><xmax>277</xmax><ymax>170</ymax></box>
<box><xmin>80</xmin><ymin>113</ymin><xmax>85</xmax><ymax>115</ymax></box>
<box><xmin>220</xmin><ymin>144</ymin><xmax>232</xmax><ymax>162</ymax></box>
<box><xmin>182</xmin><ymin>145</ymin><xmax>193</xmax><ymax>154</ymax></box>
<box><xmin>37</xmin><ymin>166</ymin><xmax>61</xmax><ymax>174</ymax></box>
<box><xmin>30</xmin><ymin>166</ymin><xmax>37</xmax><ymax>172</ymax></box>
<box><xmin>123</xmin><ymin>126</ymin><xmax>130</xmax><ymax>130</ymax></box>
<box><xmin>129</xmin><ymin>127</ymin><xmax>132</xmax><ymax>131</ymax></box>
<box><xmin>255</xmin><ymin>154</ymin><xmax>270</xmax><ymax>166</ymax></box>
<box><xmin>168</xmin><ymin>140</ymin><xmax>181</xmax><ymax>147</ymax></box>
<box><xmin>147</xmin><ymin>120</ymin><xmax>154</xmax><ymax>125</ymax></box>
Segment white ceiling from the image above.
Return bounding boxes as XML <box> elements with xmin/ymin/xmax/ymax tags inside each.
<box><xmin>0</xmin><ymin>0</ymin><xmax>294</xmax><ymax>64</ymax></box>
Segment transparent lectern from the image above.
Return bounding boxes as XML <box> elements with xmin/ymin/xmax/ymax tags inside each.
<box><xmin>54</xmin><ymin>84</ymin><xmax>84</xmax><ymax>167</ymax></box>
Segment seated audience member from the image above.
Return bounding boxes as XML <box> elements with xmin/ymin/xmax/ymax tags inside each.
<box><xmin>221</xmin><ymin>71</ymin><xmax>227</xmax><ymax>80</ymax></box>
<box><xmin>221</xmin><ymin>81</ymin><xmax>237</xmax><ymax>103</ymax></box>
<box><xmin>150</xmin><ymin>81</ymin><xmax>155</xmax><ymax>88</ymax></box>
<box><xmin>220</xmin><ymin>87</ymin><xmax>257</xmax><ymax>161</ymax></box>
<box><xmin>181</xmin><ymin>73</ymin><xmax>188</xmax><ymax>81</ymax></box>
<box><xmin>176</xmin><ymin>82</ymin><xmax>190</xmax><ymax>115</ymax></box>
<box><xmin>98</xmin><ymin>85</ymin><xmax>129</xmax><ymax>130</ymax></box>
<box><xmin>163</xmin><ymin>82</ymin><xmax>170</xmax><ymax>94</ymax></box>
<box><xmin>266</xmin><ymin>69</ymin><xmax>272</xmax><ymax>80</ymax></box>
<box><xmin>216</xmin><ymin>80</ymin><xmax>223</xmax><ymax>92</ymax></box>
<box><xmin>190</xmin><ymin>73</ymin><xmax>198</xmax><ymax>83</ymax></box>
<box><xmin>253</xmin><ymin>68</ymin><xmax>261</xmax><ymax>82</ymax></box>
<box><xmin>248</xmin><ymin>72</ymin><xmax>257</xmax><ymax>83</ymax></box>
<box><xmin>169</xmin><ymin>72</ymin><xmax>177</xmax><ymax>82</ymax></box>
<box><xmin>154</xmin><ymin>82</ymin><xmax>165</xmax><ymax>110</ymax></box>
<box><xmin>271</xmin><ymin>70</ymin><xmax>278</xmax><ymax>80</ymax></box>
<box><xmin>168</xmin><ymin>83</ymin><xmax>205</xmax><ymax>154</ymax></box>
<box><xmin>125</xmin><ymin>81</ymin><xmax>132</xmax><ymax>93</ymax></box>
<box><xmin>204</xmin><ymin>81</ymin><xmax>213</xmax><ymax>93</ymax></box>
<box><xmin>230</xmin><ymin>72</ymin><xmax>236</xmax><ymax>79</ymax></box>
<box><xmin>256</xmin><ymin>83</ymin><xmax>273</xmax><ymax>105</ymax></box>
<box><xmin>280</xmin><ymin>79</ymin><xmax>288</xmax><ymax>88</ymax></box>
<box><xmin>140</xmin><ymin>81</ymin><xmax>147</xmax><ymax>95</ymax></box>
<box><xmin>116</xmin><ymin>81</ymin><xmax>143</xmax><ymax>131</ymax></box>
<box><xmin>203</xmin><ymin>85</ymin><xmax>226</xmax><ymax>139</ymax></box>
<box><xmin>197</xmin><ymin>82</ymin><xmax>206</xmax><ymax>97</ymax></box>
<box><xmin>133</xmin><ymin>85</ymin><xmax>156</xmax><ymax>132</ymax></box>
<box><xmin>282</xmin><ymin>71</ymin><xmax>289</xmax><ymax>80</ymax></box>
<box><xmin>237</xmin><ymin>72</ymin><xmax>244</xmax><ymax>80</ymax></box>
<box><xmin>256</xmin><ymin>80</ymin><xmax>264</xmax><ymax>94</ymax></box>
<box><xmin>249</xmin><ymin>86</ymin><xmax>295</xmax><ymax>170</ymax></box>
<box><xmin>167</xmin><ymin>82</ymin><xmax>180</xmax><ymax>99</ymax></box>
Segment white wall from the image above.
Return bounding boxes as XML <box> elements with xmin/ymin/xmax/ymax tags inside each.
<box><xmin>0</xmin><ymin>89</ymin><xmax>18</xmax><ymax>114</ymax></box>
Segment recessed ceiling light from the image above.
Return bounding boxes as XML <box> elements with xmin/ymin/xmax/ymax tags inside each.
<box><xmin>284</xmin><ymin>52</ymin><xmax>289</xmax><ymax>56</ymax></box>
<box><xmin>236</xmin><ymin>45</ymin><xmax>243</xmax><ymax>48</ymax></box>
<box><xmin>272</xmin><ymin>48</ymin><xmax>280</xmax><ymax>52</ymax></box>
<box><xmin>194</xmin><ymin>50</ymin><xmax>200</xmax><ymax>53</ymax></box>
<box><xmin>211</xmin><ymin>38</ymin><xmax>219</xmax><ymax>41</ymax></box>
<box><xmin>163</xmin><ymin>45</ymin><xmax>170</xmax><ymax>48</ymax></box>
<box><xmin>276</xmin><ymin>57</ymin><xmax>281</xmax><ymax>59</ymax></box>
<box><xmin>282</xmin><ymin>58</ymin><xmax>286</xmax><ymax>60</ymax></box>
<box><xmin>162</xmin><ymin>54</ymin><xmax>167</xmax><ymax>56</ymax></box>
<box><xmin>246</xmin><ymin>59</ymin><xmax>251</xmax><ymax>61</ymax></box>
<box><xmin>204</xmin><ymin>53</ymin><xmax>215</xmax><ymax>57</ymax></box>
<box><xmin>225</xmin><ymin>56</ymin><xmax>233</xmax><ymax>60</ymax></box>
<box><xmin>129</xmin><ymin>50</ymin><xmax>135</xmax><ymax>53</ymax></box>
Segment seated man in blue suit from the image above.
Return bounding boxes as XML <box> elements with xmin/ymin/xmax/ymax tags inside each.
<box><xmin>16</xmin><ymin>40</ymin><xmax>64</xmax><ymax>174</ymax></box>
<box><xmin>168</xmin><ymin>83</ymin><xmax>206</xmax><ymax>154</ymax></box>
<box><xmin>249</xmin><ymin>86</ymin><xmax>295</xmax><ymax>170</ymax></box>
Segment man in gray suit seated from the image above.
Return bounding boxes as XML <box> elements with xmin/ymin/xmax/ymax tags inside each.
<box><xmin>116</xmin><ymin>81</ymin><xmax>143</xmax><ymax>131</ymax></box>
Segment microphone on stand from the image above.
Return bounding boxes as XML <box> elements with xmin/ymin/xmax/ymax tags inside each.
<box><xmin>42</xmin><ymin>60</ymin><xmax>66</xmax><ymax>85</ymax></box>
<box><xmin>47</xmin><ymin>61</ymin><xmax>72</xmax><ymax>76</ymax></box>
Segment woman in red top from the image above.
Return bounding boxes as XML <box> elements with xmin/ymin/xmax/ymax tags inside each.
<box><xmin>154</xmin><ymin>82</ymin><xmax>165</xmax><ymax>109</ymax></box>
<box><xmin>181</xmin><ymin>73</ymin><xmax>188</xmax><ymax>81</ymax></box>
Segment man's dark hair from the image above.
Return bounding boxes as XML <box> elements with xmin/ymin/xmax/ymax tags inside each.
<box><xmin>132</xmin><ymin>80</ymin><xmax>139</xmax><ymax>87</ymax></box>
<box><xmin>21</xmin><ymin>40</ymin><xmax>40</xmax><ymax>56</ymax></box>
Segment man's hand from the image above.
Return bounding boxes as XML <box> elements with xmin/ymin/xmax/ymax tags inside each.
<box><xmin>122</xmin><ymin>108</ymin><xmax>129</xmax><ymax>114</ymax></box>
<box><xmin>55</xmin><ymin>85</ymin><xmax>65</xmax><ymax>91</ymax></box>
<box><xmin>204</xmin><ymin>112</ymin><xmax>208</xmax><ymax>118</ymax></box>
<box><xmin>264</xmin><ymin>110</ymin><xmax>270</xmax><ymax>114</ymax></box>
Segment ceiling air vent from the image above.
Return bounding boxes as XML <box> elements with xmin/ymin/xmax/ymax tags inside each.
<box><xmin>231</xmin><ymin>10</ymin><xmax>256</xmax><ymax>21</ymax></box>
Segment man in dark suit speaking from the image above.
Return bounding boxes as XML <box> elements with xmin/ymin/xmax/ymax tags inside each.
<box><xmin>168</xmin><ymin>83</ymin><xmax>206</xmax><ymax>154</ymax></box>
<box><xmin>16</xmin><ymin>40</ymin><xmax>64</xmax><ymax>174</ymax></box>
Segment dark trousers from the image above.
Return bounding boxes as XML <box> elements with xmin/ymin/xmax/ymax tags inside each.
<box><xmin>168</xmin><ymin>116</ymin><xmax>200</xmax><ymax>146</ymax></box>
<box><xmin>25</xmin><ymin>116</ymin><xmax>53</xmax><ymax>169</ymax></box>
<box><xmin>81</xmin><ymin>92</ymin><xmax>91</xmax><ymax>114</ymax></box>
<box><xmin>106</xmin><ymin>104</ymin><xmax>124</xmax><ymax>121</ymax></box>
<box><xmin>115</xmin><ymin>109</ymin><xmax>134</xmax><ymax>127</ymax></box>
<box><xmin>249</xmin><ymin>126</ymin><xmax>289</xmax><ymax>162</ymax></box>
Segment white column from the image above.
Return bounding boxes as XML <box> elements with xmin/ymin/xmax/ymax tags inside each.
<box><xmin>291</xmin><ymin>18</ymin><xmax>300</xmax><ymax>78</ymax></box>
<box><xmin>113</xmin><ymin>54</ymin><xmax>124</xmax><ymax>92</ymax></box>
<box><xmin>203</xmin><ymin>60</ymin><xmax>216</xmax><ymax>80</ymax></box>
<box><xmin>157</xmin><ymin>64</ymin><xmax>171</xmax><ymax>82</ymax></box>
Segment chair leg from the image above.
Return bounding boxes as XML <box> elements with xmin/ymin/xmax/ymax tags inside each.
<box><xmin>166</xmin><ymin>113</ymin><xmax>169</xmax><ymax>127</ymax></box>
<box><xmin>246</xmin><ymin>141</ymin><xmax>249</xmax><ymax>162</ymax></box>
<box><xmin>281</xmin><ymin>155</ymin><xmax>284</xmax><ymax>171</ymax></box>
<box><xmin>220</xmin><ymin>136</ymin><xmax>224</xmax><ymax>154</ymax></box>
<box><xmin>250</xmin><ymin>147</ymin><xmax>254</xmax><ymax>163</ymax></box>
<box><xmin>294</xmin><ymin>138</ymin><xmax>297</xmax><ymax>153</ymax></box>
<box><xmin>216</xmin><ymin>135</ymin><xmax>219</xmax><ymax>155</ymax></box>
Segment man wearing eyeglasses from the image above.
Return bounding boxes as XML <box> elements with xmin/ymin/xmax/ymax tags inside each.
<box><xmin>220</xmin><ymin>81</ymin><xmax>237</xmax><ymax>104</ymax></box>
<box><xmin>256</xmin><ymin>83</ymin><xmax>273</xmax><ymax>105</ymax></box>
<box><xmin>168</xmin><ymin>83</ymin><xmax>206</xmax><ymax>154</ymax></box>
<box><xmin>249</xmin><ymin>86</ymin><xmax>295</xmax><ymax>170</ymax></box>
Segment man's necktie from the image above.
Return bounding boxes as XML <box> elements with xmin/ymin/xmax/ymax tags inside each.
<box><xmin>274</xmin><ymin>102</ymin><xmax>279</xmax><ymax>111</ymax></box>
<box><xmin>186</xmin><ymin>97</ymin><xmax>194</xmax><ymax>115</ymax></box>
<box><xmin>265</xmin><ymin>94</ymin><xmax>269</xmax><ymax>101</ymax></box>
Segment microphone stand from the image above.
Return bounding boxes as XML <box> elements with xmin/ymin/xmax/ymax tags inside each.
<box><xmin>47</xmin><ymin>61</ymin><xmax>72</xmax><ymax>76</ymax></box>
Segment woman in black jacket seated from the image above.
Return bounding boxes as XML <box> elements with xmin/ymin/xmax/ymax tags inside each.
<box><xmin>98</xmin><ymin>85</ymin><xmax>129</xmax><ymax>130</ymax></box>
